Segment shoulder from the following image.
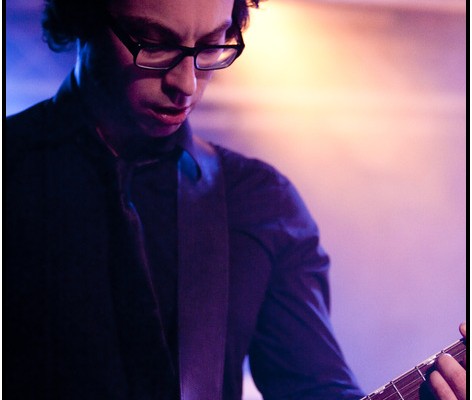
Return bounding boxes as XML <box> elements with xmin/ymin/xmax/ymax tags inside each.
<box><xmin>213</xmin><ymin>144</ymin><xmax>318</xmax><ymax>232</ymax></box>
<box><xmin>5</xmin><ymin>100</ymin><xmax>55</xmax><ymax>167</ymax></box>
<box><xmin>5</xmin><ymin>93</ymin><xmax>85</xmax><ymax>177</ymax></box>
<box><xmin>6</xmin><ymin>100</ymin><xmax>53</xmax><ymax>144</ymax></box>
<box><xmin>214</xmin><ymin>145</ymin><xmax>291</xmax><ymax>195</ymax></box>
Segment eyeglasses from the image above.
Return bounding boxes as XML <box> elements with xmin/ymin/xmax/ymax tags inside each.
<box><xmin>107</xmin><ymin>15</ymin><xmax>245</xmax><ymax>71</ymax></box>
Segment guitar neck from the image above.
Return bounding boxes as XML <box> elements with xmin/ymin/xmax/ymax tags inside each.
<box><xmin>361</xmin><ymin>338</ymin><xmax>466</xmax><ymax>400</ymax></box>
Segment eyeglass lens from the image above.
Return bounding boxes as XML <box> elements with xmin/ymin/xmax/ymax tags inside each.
<box><xmin>136</xmin><ymin>47</ymin><xmax>240</xmax><ymax>70</ymax></box>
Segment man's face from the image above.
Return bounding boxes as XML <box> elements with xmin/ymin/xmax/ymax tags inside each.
<box><xmin>77</xmin><ymin>0</ymin><xmax>234</xmax><ymax>138</ymax></box>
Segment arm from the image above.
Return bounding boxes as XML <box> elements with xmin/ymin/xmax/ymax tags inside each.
<box><xmin>247</xmin><ymin>177</ymin><xmax>364</xmax><ymax>399</ymax></box>
<box><xmin>428</xmin><ymin>323</ymin><xmax>466</xmax><ymax>400</ymax></box>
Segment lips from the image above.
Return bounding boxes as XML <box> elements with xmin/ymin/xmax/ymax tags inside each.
<box><xmin>148</xmin><ymin>106</ymin><xmax>191</xmax><ymax>126</ymax></box>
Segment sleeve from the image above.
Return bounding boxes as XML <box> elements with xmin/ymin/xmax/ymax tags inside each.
<box><xmin>248</xmin><ymin>176</ymin><xmax>364</xmax><ymax>400</ymax></box>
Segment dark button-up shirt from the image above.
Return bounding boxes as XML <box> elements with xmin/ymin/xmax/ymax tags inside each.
<box><xmin>5</xmin><ymin>73</ymin><xmax>364</xmax><ymax>400</ymax></box>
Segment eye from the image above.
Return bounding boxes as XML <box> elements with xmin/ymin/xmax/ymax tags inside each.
<box><xmin>132</xmin><ymin>33</ymin><xmax>168</xmax><ymax>47</ymax></box>
<box><xmin>121</xmin><ymin>26</ymin><xmax>168</xmax><ymax>47</ymax></box>
<box><xmin>140</xmin><ymin>38</ymin><xmax>164</xmax><ymax>47</ymax></box>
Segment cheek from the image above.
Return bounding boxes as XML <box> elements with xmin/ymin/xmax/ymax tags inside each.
<box><xmin>124</xmin><ymin>78</ymin><xmax>161</xmax><ymax>107</ymax></box>
<box><xmin>194</xmin><ymin>70</ymin><xmax>214</xmax><ymax>99</ymax></box>
<box><xmin>123</xmin><ymin>68</ymin><xmax>167</xmax><ymax>102</ymax></box>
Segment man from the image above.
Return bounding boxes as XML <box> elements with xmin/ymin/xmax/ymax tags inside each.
<box><xmin>4</xmin><ymin>0</ymin><xmax>466</xmax><ymax>399</ymax></box>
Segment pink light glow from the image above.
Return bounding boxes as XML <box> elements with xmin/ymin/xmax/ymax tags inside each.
<box><xmin>191</xmin><ymin>1</ymin><xmax>466</xmax><ymax>396</ymax></box>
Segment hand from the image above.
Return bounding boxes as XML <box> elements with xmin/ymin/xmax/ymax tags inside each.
<box><xmin>428</xmin><ymin>323</ymin><xmax>466</xmax><ymax>400</ymax></box>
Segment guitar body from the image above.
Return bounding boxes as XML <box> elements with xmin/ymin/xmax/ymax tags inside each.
<box><xmin>362</xmin><ymin>339</ymin><xmax>466</xmax><ymax>400</ymax></box>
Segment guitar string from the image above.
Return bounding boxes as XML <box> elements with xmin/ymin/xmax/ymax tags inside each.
<box><xmin>361</xmin><ymin>342</ymin><xmax>466</xmax><ymax>400</ymax></box>
<box><xmin>398</xmin><ymin>348</ymin><xmax>466</xmax><ymax>399</ymax></box>
<box><xmin>383</xmin><ymin>347</ymin><xmax>466</xmax><ymax>400</ymax></box>
<box><xmin>395</xmin><ymin>347</ymin><xmax>466</xmax><ymax>399</ymax></box>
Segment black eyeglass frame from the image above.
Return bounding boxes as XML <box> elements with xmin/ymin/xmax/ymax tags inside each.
<box><xmin>106</xmin><ymin>14</ymin><xmax>245</xmax><ymax>71</ymax></box>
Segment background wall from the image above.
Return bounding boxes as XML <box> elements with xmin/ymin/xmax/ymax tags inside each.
<box><xmin>5</xmin><ymin>0</ymin><xmax>466</xmax><ymax>398</ymax></box>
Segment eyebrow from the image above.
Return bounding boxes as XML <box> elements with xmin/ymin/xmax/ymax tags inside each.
<box><xmin>116</xmin><ymin>15</ymin><xmax>233</xmax><ymax>42</ymax></box>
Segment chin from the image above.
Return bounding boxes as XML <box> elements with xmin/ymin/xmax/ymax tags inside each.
<box><xmin>139</xmin><ymin>119</ymin><xmax>182</xmax><ymax>138</ymax></box>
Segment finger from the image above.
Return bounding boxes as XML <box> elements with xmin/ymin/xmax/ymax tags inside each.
<box><xmin>433</xmin><ymin>354</ymin><xmax>467</xmax><ymax>400</ymax></box>
<box><xmin>459</xmin><ymin>322</ymin><xmax>466</xmax><ymax>338</ymax></box>
<box><xmin>429</xmin><ymin>370</ymin><xmax>457</xmax><ymax>400</ymax></box>
<box><xmin>457</xmin><ymin>323</ymin><xmax>467</xmax><ymax>367</ymax></box>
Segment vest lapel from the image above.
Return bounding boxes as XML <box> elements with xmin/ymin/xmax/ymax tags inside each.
<box><xmin>177</xmin><ymin>136</ymin><xmax>229</xmax><ymax>400</ymax></box>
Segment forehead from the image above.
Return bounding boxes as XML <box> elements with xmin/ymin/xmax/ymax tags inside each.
<box><xmin>110</xmin><ymin>0</ymin><xmax>234</xmax><ymax>39</ymax></box>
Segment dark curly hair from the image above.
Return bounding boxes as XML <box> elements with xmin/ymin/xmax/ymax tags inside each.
<box><xmin>42</xmin><ymin>0</ymin><xmax>262</xmax><ymax>52</ymax></box>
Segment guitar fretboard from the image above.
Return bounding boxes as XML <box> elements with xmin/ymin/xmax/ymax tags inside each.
<box><xmin>361</xmin><ymin>338</ymin><xmax>466</xmax><ymax>400</ymax></box>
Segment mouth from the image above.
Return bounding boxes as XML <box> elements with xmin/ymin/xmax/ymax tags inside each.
<box><xmin>148</xmin><ymin>106</ymin><xmax>191</xmax><ymax>126</ymax></box>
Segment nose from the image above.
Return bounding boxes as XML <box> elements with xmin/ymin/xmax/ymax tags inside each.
<box><xmin>162</xmin><ymin>56</ymin><xmax>197</xmax><ymax>98</ymax></box>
